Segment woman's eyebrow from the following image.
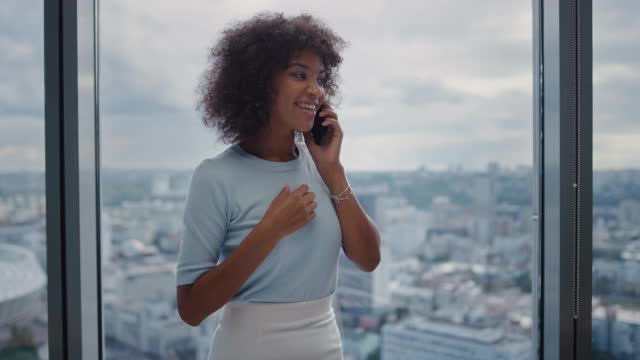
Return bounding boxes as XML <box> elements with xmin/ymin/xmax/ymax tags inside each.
<box><xmin>289</xmin><ymin>62</ymin><xmax>326</xmax><ymax>73</ymax></box>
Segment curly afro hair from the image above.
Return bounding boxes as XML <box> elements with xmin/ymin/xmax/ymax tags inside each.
<box><xmin>196</xmin><ymin>11</ymin><xmax>348</xmax><ymax>145</ymax></box>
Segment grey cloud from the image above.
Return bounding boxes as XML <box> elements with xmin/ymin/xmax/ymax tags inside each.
<box><xmin>593</xmin><ymin>0</ymin><xmax>640</xmax><ymax>66</ymax></box>
<box><xmin>0</xmin><ymin>115</ymin><xmax>43</xmax><ymax>145</ymax></box>
<box><xmin>0</xmin><ymin>1</ymin><xmax>44</xmax><ymax>119</ymax></box>
<box><xmin>100</xmin><ymin>111</ymin><xmax>220</xmax><ymax>170</ymax></box>
<box><xmin>0</xmin><ymin>102</ymin><xmax>43</xmax><ymax>118</ymax></box>
<box><xmin>0</xmin><ymin>1</ymin><xmax>42</xmax><ymax>40</ymax></box>
<box><xmin>1</xmin><ymin>0</ymin><xmax>640</xmax><ymax>172</ymax></box>
<box><xmin>334</xmin><ymin>0</ymin><xmax>532</xmax><ymax>77</ymax></box>
<box><xmin>342</xmin><ymin>79</ymin><xmax>468</xmax><ymax>109</ymax></box>
<box><xmin>589</xmin><ymin>1</ymin><xmax>640</xmax><ymax>138</ymax></box>
<box><xmin>99</xmin><ymin>52</ymin><xmax>185</xmax><ymax>115</ymax></box>
<box><xmin>385</xmin><ymin>79</ymin><xmax>467</xmax><ymax>106</ymax></box>
<box><xmin>594</xmin><ymin>76</ymin><xmax>640</xmax><ymax>134</ymax></box>
<box><xmin>328</xmin><ymin>0</ymin><xmax>527</xmax><ymax>41</ymax></box>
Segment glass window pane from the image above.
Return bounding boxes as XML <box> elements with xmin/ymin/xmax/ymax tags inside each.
<box><xmin>592</xmin><ymin>1</ymin><xmax>640</xmax><ymax>359</ymax></box>
<box><xmin>100</xmin><ymin>2</ymin><xmax>534</xmax><ymax>359</ymax></box>
<box><xmin>0</xmin><ymin>0</ymin><xmax>49</xmax><ymax>358</ymax></box>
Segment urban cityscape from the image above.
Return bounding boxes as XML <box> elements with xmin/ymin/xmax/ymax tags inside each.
<box><xmin>1</xmin><ymin>163</ymin><xmax>639</xmax><ymax>359</ymax></box>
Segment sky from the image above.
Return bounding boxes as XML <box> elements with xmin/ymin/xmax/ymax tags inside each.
<box><xmin>1</xmin><ymin>1</ymin><xmax>639</xmax><ymax>172</ymax></box>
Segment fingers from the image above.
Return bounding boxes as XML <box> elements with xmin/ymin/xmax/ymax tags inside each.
<box><xmin>319</xmin><ymin>108</ymin><xmax>338</xmax><ymax>121</ymax></box>
<box><xmin>291</xmin><ymin>183</ymin><xmax>316</xmax><ymax>206</ymax></box>
<box><xmin>291</xmin><ymin>184</ymin><xmax>316</xmax><ymax>207</ymax></box>
<box><xmin>293</xmin><ymin>183</ymin><xmax>309</xmax><ymax>196</ymax></box>
<box><xmin>302</xmin><ymin>190</ymin><xmax>315</xmax><ymax>202</ymax></box>
<box><xmin>306</xmin><ymin>201</ymin><xmax>318</xmax><ymax>213</ymax></box>
<box><xmin>294</xmin><ymin>184</ymin><xmax>315</xmax><ymax>200</ymax></box>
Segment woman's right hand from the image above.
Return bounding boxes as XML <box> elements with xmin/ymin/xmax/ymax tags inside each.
<box><xmin>261</xmin><ymin>183</ymin><xmax>317</xmax><ymax>239</ymax></box>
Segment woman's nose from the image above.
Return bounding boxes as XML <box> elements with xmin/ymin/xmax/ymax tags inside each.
<box><xmin>306</xmin><ymin>80</ymin><xmax>324</xmax><ymax>97</ymax></box>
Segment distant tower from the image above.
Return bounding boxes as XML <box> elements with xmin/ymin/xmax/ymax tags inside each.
<box><xmin>373</xmin><ymin>245</ymin><xmax>392</xmax><ymax>308</ymax></box>
<box><xmin>487</xmin><ymin>161</ymin><xmax>500</xmax><ymax>177</ymax></box>
<box><xmin>337</xmin><ymin>251</ymin><xmax>374</xmax><ymax>309</ymax></box>
<box><xmin>470</xmin><ymin>174</ymin><xmax>497</xmax><ymax>291</ymax></box>
<box><xmin>101</xmin><ymin>212</ymin><xmax>112</xmax><ymax>266</ymax></box>
<box><xmin>356</xmin><ymin>190</ymin><xmax>380</xmax><ymax>225</ymax></box>
<box><xmin>152</xmin><ymin>174</ymin><xmax>171</xmax><ymax>196</ymax></box>
<box><xmin>336</xmin><ymin>188</ymin><xmax>387</xmax><ymax>310</ymax></box>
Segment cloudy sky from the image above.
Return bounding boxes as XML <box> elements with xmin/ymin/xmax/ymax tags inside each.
<box><xmin>1</xmin><ymin>1</ymin><xmax>639</xmax><ymax>172</ymax></box>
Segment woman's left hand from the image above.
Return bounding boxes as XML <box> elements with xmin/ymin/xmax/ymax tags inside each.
<box><xmin>302</xmin><ymin>104</ymin><xmax>344</xmax><ymax>174</ymax></box>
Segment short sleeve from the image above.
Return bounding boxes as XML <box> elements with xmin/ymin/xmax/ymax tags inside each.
<box><xmin>175</xmin><ymin>160</ymin><xmax>228</xmax><ymax>286</ymax></box>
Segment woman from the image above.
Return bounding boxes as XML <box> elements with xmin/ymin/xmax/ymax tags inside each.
<box><xmin>175</xmin><ymin>11</ymin><xmax>381</xmax><ymax>360</ymax></box>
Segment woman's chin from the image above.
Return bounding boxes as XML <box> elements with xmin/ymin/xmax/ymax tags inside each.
<box><xmin>297</xmin><ymin>123</ymin><xmax>314</xmax><ymax>132</ymax></box>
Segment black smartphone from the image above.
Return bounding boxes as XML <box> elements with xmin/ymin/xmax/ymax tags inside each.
<box><xmin>311</xmin><ymin>104</ymin><xmax>330</xmax><ymax>145</ymax></box>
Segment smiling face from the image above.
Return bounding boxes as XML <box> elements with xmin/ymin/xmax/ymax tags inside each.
<box><xmin>269</xmin><ymin>49</ymin><xmax>327</xmax><ymax>132</ymax></box>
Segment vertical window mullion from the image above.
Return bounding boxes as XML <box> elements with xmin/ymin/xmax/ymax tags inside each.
<box><xmin>574</xmin><ymin>0</ymin><xmax>593</xmax><ymax>358</ymax></box>
<box><xmin>45</xmin><ymin>0</ymin><xmax>101</xmax><ymax>359</ymax></box>
<box><xmin>538</xmin><ymin>0</ymin><xmax>592</xmax><ymax>359</ymax></box>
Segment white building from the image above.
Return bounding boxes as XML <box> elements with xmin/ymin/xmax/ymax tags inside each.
<box><xmin>390</xmin><ymin>284</ymin><xmax>434</xmax><ymax>318</ymax></box>
<box><xmin>610</xmin><ymin>307</ymin><xmax>640</xmax><ymax>358</ymax></box>
<box><xmin>341</xmin><ymin>328</ymin><xmax>380</xmax><ymax>360</ymax></box>
<box><xmin>373</xmin><ymin>245</ymin><xmax>392</xmax><ymax>308</ymax></box>
<box><xmin>152</xmin><ymin>174</ymin><xmax>171</xmax><ymax>196</ymax></box>
<box><xmin>103</xmin><ymin>262</ymin><xmax>221</xmax><ymax>359</ymax></box>
<box><xmin>381</xmin><ymin>317</ymin><xmax>530</xmax><ymax>360</ymax></box>
<box><xmin>117</xmin><ymin>263</ymin><xmax>175</xmax><ymax>303</ymax></box>
<box><xmin>591</xmin><ymin>303</ymin><xmax>611</xmax><ymax>353</ymax></box>
<box><xmin>101</xmin><ymin>211</ymin><xmax>112</xmax><ymax>266</ymax></box>
<box><xmin>382</xmin><ymin>221</ymin><xmax>428</xmax><ymax>259</ymax></box>
<box><xmin>337</xmin><ymin>245</ymin><xmax>391</xmax><ymax>310</ymax></box>
<box><xmin>0</xmin><ymin>243</ymin><xmax>46</xmax><ymax>327</ymax></box>
<box><xmin>104</xmin><ymin>298</ymin><xmax>217</xmax><ymax>358</ymax></box>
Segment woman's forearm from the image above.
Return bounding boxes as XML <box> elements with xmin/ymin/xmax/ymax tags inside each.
<box><xmin>179</xmin><ymin>220</ymin><xmax>282</xmax><ymax>326</ymax></box>
<box><xmin>321</xmin><ymin>165</ymin><xmax>381</xmax><ymax>272</ymax></box>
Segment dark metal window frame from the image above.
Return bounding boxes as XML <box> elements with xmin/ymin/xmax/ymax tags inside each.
<box><xmin>44</xmin><ymin>0</ymin><xmax>102</xmax><ymax>359</ymax></box>
<box><xmin>535</xmin><ymin>0</ymin><xmax>593</xmax><ymax>359</ymax></box>
<box><xmin>44</xmin><ymin>1</ymin><xmax>593</xmax><ymax>359</ymax></box>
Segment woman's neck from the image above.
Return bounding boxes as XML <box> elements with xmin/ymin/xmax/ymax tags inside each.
<box><xmin>239</xmin><ymin>131</ymin><xmax>298</xmax><ymax>162</ymax></box>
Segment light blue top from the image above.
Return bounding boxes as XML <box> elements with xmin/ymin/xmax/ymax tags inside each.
<box><xmin>175</xmin><ymin>140</ymin><xmax>343</xmax><ymax>303</ymax></box>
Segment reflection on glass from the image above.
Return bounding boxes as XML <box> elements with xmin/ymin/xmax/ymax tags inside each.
<box><xmin>592</xmin><ymin>1</ymin><xmax>640</xmax><ymax>359</ymax></box>
<box><xmin>100</xmin><ymin>2</ymin><xmax>533</xmax><ymax>359</ymax></box>
<box><xmin>0</xmin><ymin>0</ymin><xmax>49</xmax><ymax>358</ymax></box>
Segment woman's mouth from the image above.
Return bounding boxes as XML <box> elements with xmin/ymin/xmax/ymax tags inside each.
<box><xmin>295</xmin><ymin>103</ymin><xmax>316</xmax><ymax>118</ymax></box>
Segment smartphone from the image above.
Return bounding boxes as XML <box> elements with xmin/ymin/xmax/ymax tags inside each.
<box><xmin>311</xmin><ymin>104</ymin><xmax>330</xmax><ymax>145</ymax></box>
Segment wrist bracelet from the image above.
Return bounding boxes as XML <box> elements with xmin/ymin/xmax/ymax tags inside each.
<box><xmin>330</xmin><ymin>184</ymin><xmax>353</xmax><ymax>203</ymax></box>
<box><xmin>333</xmin><ymin>188</ymin><xmax>353</xmax><ymax>203</ymax></box>
<box><xmin>330</xmin><ymin>182</ymin><xmax>351</xmax><ymax>198</ymax></box>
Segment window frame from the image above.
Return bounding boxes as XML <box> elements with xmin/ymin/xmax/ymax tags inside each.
<box><xmin>44</xmin><ymin>0</ymin><xmax>103</xmax><ymax>359</ymax></box>
<box><xmin>536</xmin><ymin>0</ymin><xmax>593</xmax><ymax>359</ymax></box>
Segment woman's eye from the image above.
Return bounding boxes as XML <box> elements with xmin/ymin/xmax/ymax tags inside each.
<box><xmin>293</xmin><ymin>73</ymin><xmax>325</xmax><ymax>85</ymax></box>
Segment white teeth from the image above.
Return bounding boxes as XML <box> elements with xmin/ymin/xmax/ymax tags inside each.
<box><xmin>297</xmin><ymin>103</ymin><xmax>315</xmax><ymax>111</ymax></box>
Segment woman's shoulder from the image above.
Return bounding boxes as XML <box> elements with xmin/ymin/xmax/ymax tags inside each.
<box><xmin>192</xmin><ymin>146</ymin><xmax>238</xmax><ymax>180</ymax></box>
<box><xmin>199</xmin><ymin>144</ymin><xmax>239</xmax><ymax>166</ymax></box>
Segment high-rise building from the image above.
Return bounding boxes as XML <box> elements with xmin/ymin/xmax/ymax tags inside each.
<box><xmin>151</xmin><ymin>174</ymin><xmax>171</xmax><ymax>196</ymax></box>
<box><xmin>336</xmin><ymin>245</ymin><xmax>391</xmax><ymax>311</ymax></box>
<box><xmin>102</xmin><ymin>211</ymin><xmax>113</xmax><ymax>266</ymax></box>
<box><xmin>381</xmin><ymin>317</ymin><xmax>530</xmax><ymax>360</ymax></box>
<box><xmin>336</xmin><ymin>188</ymin><xmax>389</xmax><ymax>310</ymax></box>
<box><xmin>337</xmin><ymin>251</ymin><xmax>374</xmax><ymax>310</ymax></box>
<box><xmin>354</xmin><ymin>189</ymin><xmax>381</xmax><ymax>225</ymax></box>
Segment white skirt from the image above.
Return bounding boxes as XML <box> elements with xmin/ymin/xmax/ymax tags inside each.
<box><xmin>208</xmin><ymin>294</ymin><xmax>344</xmax><ymax>360</ymax></box>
